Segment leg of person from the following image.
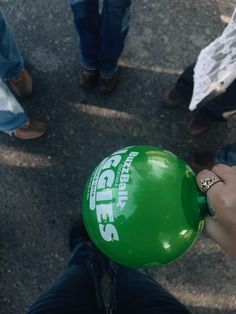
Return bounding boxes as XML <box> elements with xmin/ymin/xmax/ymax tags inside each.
<box><xmin>0</xmin><ymin>10</ymin><xmax>32</xmax><ymax>97</ymax></box>
<box><xmin>0</xmin><ymin>9</ymin><xmax>24</xmax><ymax>80</ymax></box>
<box><xmin>186</xmin><ymin>106</ymin><xmax>219</xmax><ymax>136</ymax></box>
<box><xmin>199</xmin><ymin>78</ymin><xmax>236</xmax><ymax>123</ymax></box>
<box><xmin>188</xmin><ymin>78</ymin><xmax>236</xmax><ymax>135</ymax></box>
<box><xmin>191</xmin><ymin>142</ymin><xmax>236</xmax><ymax>172</ymax></box>
<box><xmin>191</xmin><ymin>83</ymin><xmax>236</xmax><ymax>167</ymax></box>
<box><xmin>70</xmin><ymin>0</ymin><xmax>100</xmax><ymax>88</ymax></box>
<box><xmin>164</xmin><ymin>63</ymin><xmax>236</xmax><ymax>134</ymax></box>
<box><xmin>99</xmin><ymin>0</ymin><xmax>132</xmax><ymax>93</ymax></box>
<box><xmin>0</xmin><ymin>79</ymin><xmax>27</xmax><ymax>133</ymax></box>
<box><xmin>109</xmin><ymin>263</ymin><xmax>191</xmax><ymax>314</ymax></box>
<box><xmin>175</xmin><ymin>64</ymin><xmax>194</xmax><ymax>101</ymax></box>
<box><xmin>214</xmin><ymin>143</ymin><xmax>236</xmax><ymax>166</ymax></box>
<box><xmin>163</xmin><ymin>63</ymin><xmax>212</xmax><ymax>135</ymax></box>
<box><xmin>0</xmin><ymin>80</ymin><xmax>45</xmax><ymax>139</ymax></box>
<box><xmin>164</xmin><ymin>64</ymin><xmax>194</xmax><ymax>107</ymax></box>
<box><xmin>27</xmin><ymin>242</ymin><xmax>104</xmax><ymax>314</ymax></box>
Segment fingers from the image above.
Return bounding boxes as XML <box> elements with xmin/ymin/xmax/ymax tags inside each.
<box><xmin>196</xmin><ymin>169</ymin><xmax>225</xmax><ymax>192</ymax></box>
<box><xmin>196</xmin><ymin>165</ymin><xmax>236</xmax><ymax>218</ymax></box>
<box><xmin>196</xmin><ymin>168</ymin><xmax>225</xmax><ymax>214</ymax></box>
<box><xmin>211</xmin><ymin>164</ymin><xmax>236</xmax><ymax>183</ymax></box>
<box><xmin>197</xmin><ymin>164</ymin><xmax>236</xmax><ymax>259</ymax></box>
<box><xmin>197</xmin><ymin>164</ymin><xmax>236</xmax><ymax>188</ymax></box>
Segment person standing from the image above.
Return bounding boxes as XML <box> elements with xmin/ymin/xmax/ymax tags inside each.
<box><xmin>70</xmin><ymin>0</ymin><xmax>132</xmax><ymax>93</ymax></box>
<box><xmin>0</xmin><ymin>10</ymin><xmax>46</xmax><ymax>139</ymax></box>
<box><xmin>164</xmin><ymin>64</ymin><xmax>236</xmax><ymax>136</ymax></box>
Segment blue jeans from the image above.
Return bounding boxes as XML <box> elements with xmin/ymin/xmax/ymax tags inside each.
<box><xmin>0</xmin><ymin>10</ymin><xmax>27</xmax><ymax>133</ymax></box>
<box><xmin>0</xmin><ymin>10</ymin><xmax>24</xmax><ymax>80</ymax></box>
<box><xmin>0</xmin><ymin>80</ymin><xmax>27</xmax><ymax>133</ymax></box>
<box><xmin>214</xmin><ymin>143</ymin><xmax>236</xmax><ymax>166</ymax></box>
<box><xmin>70</xmin><ymin>0</ymin><xmax>131</xmax><ymax>76</ymax></box>
<box><xmin>27</xmin><ymin>242</ymin><xmax>191</xmax><ymax>314</ymax></box>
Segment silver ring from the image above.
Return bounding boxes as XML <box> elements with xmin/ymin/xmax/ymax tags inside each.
<box><xmin>200</xmin><ymin>177</ymin><xmax>222</xmax><ymax>193</ymax></box>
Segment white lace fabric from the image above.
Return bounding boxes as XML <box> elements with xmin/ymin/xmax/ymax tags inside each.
<box><xmin>189</xmin><ymin>7</ymin><xmax>236</xmax><ymax>111</ymax></box>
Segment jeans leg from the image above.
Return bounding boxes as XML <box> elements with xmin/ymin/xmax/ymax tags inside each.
<box><xmin>214</xmin><ymin>143</ymin><xmax>236</xmax><ymax>166</ymax></box>
<box><xmin>70</xmin><ymin>0</ymin><xmax>101</xmax><ymax>70</ymax></box>
<box><xmin>110</xmin><ymin>264</ymin><xmax>191</xmax><ymax>314</ymax></box>
<box><xmin>27</xmin><ymin>242</ymin><xmax>104</xmax><ymax>314</ymax></box>
<box><xmin>99</xmin><ymin>0</ymin><xmax>131</xmax><ymax>75</ymax></box>
<box><xmin>0</xmin><ymin>79</ymin><xmax>28</xmax><ymax>133</ymax></box>
<box><xmin>0</xmin><ymin>10</ymin><xmax>24</xmax><ymax>80</ymax></box>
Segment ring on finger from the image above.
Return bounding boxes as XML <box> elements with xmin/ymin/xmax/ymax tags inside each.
<box><xmin>200</xmin><ymin>176</ymin><xmax>222</xmax><ymax>193</ymax></box>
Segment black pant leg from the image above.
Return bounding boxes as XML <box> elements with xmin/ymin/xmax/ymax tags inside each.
<box><xmin>112</xmin><ymin>266</ymin><xmax>191</xmax><ymax>314</ymax></box>
<box><xmin>175</xmin><ymin>63</ymin><xmax>236</xmax><ymax>122</ymax></box>
<box><xmin>27</xmin><ymin>243</ymin><xmax>104</xmax><ymax>314</ymax></box>
<box><xmin>199</xmin><ymin>79</ymin><xmax>236</xmax><ymax>122</ymax></box>
<box><xmin>175</xmin><ymin>63</ymin><xmax>195</xmax><ymax>101</ymax></box>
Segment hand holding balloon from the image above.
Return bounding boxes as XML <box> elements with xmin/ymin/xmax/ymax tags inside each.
<box><xmin>197</xmin><ymin>164</ymin><xmax>236</xmax><ymax>260</ymax></box>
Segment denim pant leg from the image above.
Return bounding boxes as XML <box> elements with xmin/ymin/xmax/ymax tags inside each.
<box><xmin>111</xmin><ymin>266</ymin><xmax>191</xmax><ymax>314</ymax></box>
<box><xmin>0</xmin><ymin>10</ymin><xmax>24</xmax><ymax>80</ymax></box>
<box><xmin>214</xmin><ymin>143</ymin><xmax>236</xmax><ymax>166</ymax></box>
<box><xmin>100</xmin><ymin>0</ymin><xmax>131</xmax><ymax>75</ymax></box>
<box><xmin>27</xmin><ymin>243</ymin><xmax>104</xmax><ymax>314</ymax></box>
<box><xmin>0</xmin><ymin>80</ymin><xmax>27</xmax><ymax>133</ymax></box>
<box><xmin>70</xmin><ymin>0</ymin><xmax>101</xmax><ymax>70</ymax></box>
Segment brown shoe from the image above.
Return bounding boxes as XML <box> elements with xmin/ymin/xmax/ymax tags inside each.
<box><xmin>99</xmin><ymin>71</ymin><xmax>118</xmax><ymax>94</ymax></box>
<box><xmin>187</xmin><ymin>117</ymin><xmax>209</xmax><ymax>135</ymax></box>
<box><xmin>163</xmin><ymin>87</ymin><xmax>186</xmax><ymax>107</ymax></box>
<box><xmin>7</xmin><ymin>69</ymin><xmax>33</xmax><ymax>98</ymax></box>
<box><xmin>13</xmin><ymin>119</ymin><xmax>46</xmax><ymax>139</ymax></box>
<box><xmin>191</xmin><ymin>151</ymin><xmax>215</xmax><ymax>172</ymax></box>
<box><xmin>79</xmin><ymin>65</ymin><xmax>98</xmax><ymax>88</ymax></box>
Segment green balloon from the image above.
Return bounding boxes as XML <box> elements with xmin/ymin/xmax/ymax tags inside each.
<box><xmin>82</xmin><ymin>146</ymin><xmax>207</xmax><ymax>268</ymax></box>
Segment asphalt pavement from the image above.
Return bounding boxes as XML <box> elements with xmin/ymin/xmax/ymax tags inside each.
<box><xmin>1</xmin><ymin>1</ymin><xmax>236</xmax><ymax>313</ymax></box>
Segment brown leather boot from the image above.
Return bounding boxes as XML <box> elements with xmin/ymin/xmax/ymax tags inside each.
<box><xmin>99</xmin><ymin>71</ymin><xmax>118</xmax><ymax>94</ymax></box>
<box><xmin>163</xmin><ymin>87</ymin><xmax>186</xmax><ymax>107</ymax></box>
<box><xmin>79</xmin><ymin>65</ymin><xmax>98</xmax><ymax>88</ymax></box>
<box><xmin>13</xmin><ymin>119</ymin><xmax>46</xmax><ymax>139</ymax></box>
<box><xmin>187</xmin><ymin>117</ymin><xmax>210</xmax><ymax>135</ymax></box>
<box><xmin>7</xmin><ymin>69</ymin><xmax>33</xmax><ymax>98</ymax></box>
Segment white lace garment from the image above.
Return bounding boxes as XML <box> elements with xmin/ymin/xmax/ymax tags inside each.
<box><xmin>189</xmin><ymin>7</ymin><xmax>236</xmax><ymax>111</ymax></box>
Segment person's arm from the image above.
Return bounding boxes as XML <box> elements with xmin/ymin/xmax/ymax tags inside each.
<box><xmin>196</xmin><ymin>164</ymin><xmax>236</xmax><ymax>259</ymax></box>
